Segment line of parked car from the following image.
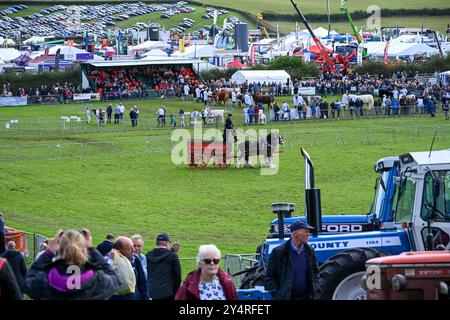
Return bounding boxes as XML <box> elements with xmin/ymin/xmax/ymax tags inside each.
<box><xmin>0</xmin><ymin>2</ymin><xmax>244</xmax><ymax>47</ymax></box>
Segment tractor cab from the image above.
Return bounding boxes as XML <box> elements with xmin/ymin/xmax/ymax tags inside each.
<box><xmin>393</xmin><ymin>149</ymin><xmax>450</xmax><ymax>251</ymax></box>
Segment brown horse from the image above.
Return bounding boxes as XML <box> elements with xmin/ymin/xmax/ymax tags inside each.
<box><xmin>212</xmin><ymin>89</ymin><xmax>229</xmax><ymax>106</ymax></box>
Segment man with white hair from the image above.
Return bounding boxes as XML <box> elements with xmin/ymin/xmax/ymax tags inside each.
<box><xmin>175</xmin><ymin>244</ymin><xmax>237</xmax><ymax>300</ymax></box>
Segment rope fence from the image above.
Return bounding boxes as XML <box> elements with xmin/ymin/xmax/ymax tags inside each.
<box><xmin>0</xmin><ymin>124</ymin><xmax>448</xmax><ymax>162</ymax></box>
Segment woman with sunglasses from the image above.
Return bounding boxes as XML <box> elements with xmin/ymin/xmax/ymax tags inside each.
<box><xmin>175</xmin><ymin>244</ymin><xmax>237</xmax><ymax>300</ymax></box>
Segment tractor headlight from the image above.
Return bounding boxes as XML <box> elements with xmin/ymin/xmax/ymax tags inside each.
<box><xmin>391</xmin><ymin>274</ymin><xmax>407</xmax><ymax>292</ymax></box>
<box><xmin>438</xmin><ymin>281</ymin><xmax>448</xmax><ymax>296</ymax></box>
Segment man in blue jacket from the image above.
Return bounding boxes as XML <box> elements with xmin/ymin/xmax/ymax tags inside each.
<box><xmin>265</xmin><ymin>220</ymin><xmax>319</xmax><ymax>300</ymax></box>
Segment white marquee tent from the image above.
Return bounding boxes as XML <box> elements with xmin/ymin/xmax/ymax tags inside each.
<box><xmin>362</xmin><ymin>41</ymin><xmax>440</xmax><ymax>58</ymax></box>
<box><xmin>231</xmin><ymin>70</ymin><xmax>291</xmax><ymax>85</ymax></box>
<box><xmin>172</xmin><ymin>44</ymin><xmax>215</xmax><ymax>58</ymax></box>
<box><xmin>0</xmin><ymin>48</ymin><xmax>21</xmax><ymax>62</ymax></box>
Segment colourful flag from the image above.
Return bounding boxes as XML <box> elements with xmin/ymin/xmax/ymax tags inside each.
<box><xmin>85</xmin><ymin>31</ymin><xmax>89</xmax><ymax>51</ymax></box>
<box><xmin>179</xmin><ymin>38</ymin><xmax>185</xmax><ymax>53</ymax></box>
<box><xmin>118</xmin><ymin>30</ymin><xmax>123</xmax><ymax>55</ymax></box>
<box><xmin>384</xmin><ymin>41</ymin><xmax>390</xmax><ymax>64</ymax></box>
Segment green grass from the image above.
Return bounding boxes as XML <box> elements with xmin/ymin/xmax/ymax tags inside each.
<box><xmin>1</xmin><ymin>97</ymin><xmax>450</xmax><ymax>260</ymax></box>
<box><xmin>272</xmin><ymin>16</ymin><xmax>450</xmax><ymax>34</ymax></box>
<box><xmin>196</xmin><ymin>0</ymin><xmax>450</xmax><ymax>14</ymax></box>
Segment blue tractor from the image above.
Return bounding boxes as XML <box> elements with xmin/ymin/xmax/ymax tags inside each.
<box><xmin>238</xmin><ymin>148</ymin><xmax>450</xmax><ymax>299</ymax></box>
<box><xmin>239</xmin><ymin>152</ymin><xmax>399</xmax><ymax>290</ymax></box>
<box><xmin>267</xmin><ymin>156</ymin><xmax>399</xmax><ymax>238</ymax></box>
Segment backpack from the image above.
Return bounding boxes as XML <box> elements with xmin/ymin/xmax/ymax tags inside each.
<box><xmin>0</xmin><ymin>258</ymin><xmax>6</xmax><ymax>298</ymax></box>
<box><xmin>110</xmin><ymin>251</ymin><xmax>136</xmax><ymax>295</ymax></box>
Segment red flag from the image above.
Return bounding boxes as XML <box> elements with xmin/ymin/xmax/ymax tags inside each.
<box><xmin>251</xmin><ymin>44</ymin><xmax>256</xmax><ymax>65</ymax></box>
<box><xmin>384</xmin><ymin>41</ymin><xmax>390</xmax><ymax>64</ymax></box>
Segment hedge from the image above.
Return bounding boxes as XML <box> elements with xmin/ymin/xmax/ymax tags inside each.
<box><xmin>0</xmin><ymin>66</ymin><xmax>80</xmax><ymax>94</ymax></box>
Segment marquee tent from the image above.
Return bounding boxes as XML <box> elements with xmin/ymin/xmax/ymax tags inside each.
<box><xmin>231</xmin><ymin>70</ymin><xmax>291</xmax><ymax>85</ymax></box>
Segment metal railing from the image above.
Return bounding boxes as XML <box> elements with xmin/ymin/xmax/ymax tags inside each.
<box><xmin>1</xmin><ymin>123</ymin><xmax>449</xmax><ymax>162</ymax></box>
<box><xmin>0</xmin><ymin>104</ymin><xmax>445</xmax><ymax>136</ymax></box>
<box><xmin>224</xmin><ymin>254</ymin><xmax>260</xmax><ymax>287</ymax></box>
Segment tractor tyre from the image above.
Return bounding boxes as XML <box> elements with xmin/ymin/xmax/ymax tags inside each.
<box><xmin>316</xmin><ymin>248</ymin><xmax>388</xmax><ymax>300</ymax></box>
<box><xmin>239</xmin><ymin>266</ymin><xmax>266</xmax><ymax>289</ymax></box>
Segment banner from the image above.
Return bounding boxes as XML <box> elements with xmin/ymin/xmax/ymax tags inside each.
<box><xmin>298</xmin><ymin>87</ymin><xmax>316</xmax><ymax>95</ymax></box>
<box><xmin>0</xmin><ymin>96</ymin><xmax>27</xmax><ymax>106</ymax></box>
<box><xmin>73</xmin><ymin>93</ymin><xmax>101</xmax><ymax>101</ymax></box>
<box><xmin>76</xmin><ymin>53</ymin><xmax>94</xmax><ymax>61</ymax></box>
<box><xmin>179</xmin><ymin>38</ymin><xmax>185</xmax><ymax>53</ymax></box>
<box><xmin>384</xmin><ymin>41</ymin><xmax>390</xmax><ymax>64</ymax></box>
<box><xmin>357</xmin><ymin>46</ymin><xmax>363</xmax><ymax>66</ymax></box>
<box><xmin>251</xmin><ymin>44</ymin><xmax>256</xmax><ymax>64</ymax></box>
<box><xmin>55</xmin><ymin>48</ymin><xmax>61</xmax><ymax>69</ymax></box>
<box><xmin>5</xmin><ymin>227</ymin><xmax>29</xmax><ymax>257</ymax></box>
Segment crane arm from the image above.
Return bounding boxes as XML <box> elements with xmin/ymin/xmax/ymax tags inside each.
<box><xmin>290</xmin><ymin>0</ymin><xmax>335</xmax><ymax>72</ymax></box>
<box><xmin>341</xmin><ymin>7</ymin><xmax>362</xmax><ymax>43</ymax></box>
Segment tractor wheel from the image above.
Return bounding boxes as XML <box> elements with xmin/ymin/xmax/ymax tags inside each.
<box><xmin>316</xmin><ymin>248</ymin><xmax>388</xmax><ymax>300</ymax></box>
<box><xmin>239</xmin><ymin>266</ymin><xmax>266</xmax><ymax>289</ymax></box>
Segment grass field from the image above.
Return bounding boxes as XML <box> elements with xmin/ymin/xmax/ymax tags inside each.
<box><xmin>273</xmin><ymin>16</ymin><xmax>450</xmax><ymax>34</ymax></box>
<box><xmin>1</xmin><ymin>97</ymin><xmax>450</xmax><ymax>260</ymax></box>
<box><xmin>13</xmin><ymin>0</ymin><xmax>450</xmax><ymax>14</ymax></box>
<box><xmin>196</xmin><ymin>0</ymin><xmax>450</xmax><ymax>14</ymax></box>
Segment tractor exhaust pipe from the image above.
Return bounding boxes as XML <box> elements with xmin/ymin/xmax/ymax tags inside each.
<box><xmin>301</xmin><ymin>148</ymin><xmax>322</xmax><ymax>236</ymax></box>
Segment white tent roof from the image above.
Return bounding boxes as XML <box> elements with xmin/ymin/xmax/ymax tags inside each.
<box><xmin>0</xmin><ymin>37</ymin><xmax>16</xmax><ymax>46</ymax></box>
<box><xmin>130</xmin><ymin>41</ymin><xmax>168</xmax><ymax>51</ymax></box>
<box><xmin>313</xmin><ymin>27</ymin><xmax>329</xmax><ymax>38</ymax></box>
<box><xmin>23</xmin><ymin>36</ymin><xmax>54</xmax><ymax>45</ymax></box>
<box><xmin>140</xmin><ymin>55</ymin><xmax>178</xmax><ymax>61</ymax></box>
<box><xmin>231</xmin><ymin>70</ymin><xmax>291</xmax><ymax>85</ymax></box>
<box><xmin>0</xmin><ymin>48</ymin><xmax>21</xmax><ymax>62</ymax></box>
<box><xmin>371</xmin><ymin>42</ymin><xmax>440</xmax><ymax>57</ymax></box>
<box><xmin>142</xmin><ymin>49</ymin><xmax>168</xmax><ymax>57</ymax></box>
<box><xmin>172</xmin><ymin>45</ymin><xmax>215</xmax><ymax>58</ymax></box>
<box><xmin>48</xmin><ymin>45</ymin><xmax>90</xmax><ymax>61</ymax></box>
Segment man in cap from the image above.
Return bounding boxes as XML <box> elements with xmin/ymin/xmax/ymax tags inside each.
<box><xmin>265</xmin><ymin>220</ymin><xmax>319</xmax><ymax>300</ymax></box>
<box><xmin>145</xmin><ymin>233</ymin><xmax>181</xmax><ymax>300</ymax></box>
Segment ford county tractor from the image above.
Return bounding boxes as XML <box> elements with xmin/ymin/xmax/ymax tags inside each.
<box><xmin>267</xmin><ymin>156</ymin><xmax>399</xmax><ymax>238</ymax></box>
<box><xmin>238</xmin><ymin>148</ymin><xmax>450</xmax><ymax>300</ymax></box>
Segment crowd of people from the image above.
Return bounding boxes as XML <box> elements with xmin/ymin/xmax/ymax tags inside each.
<box><xmin>88</xmin><ymin>65</ymin><xmax>199</xmax><ymax>100</ymax></box>
<box><xmin>0</xmin><ymin>209</ymin><xmax>325</xmax><ymax>301</ymax></box>
<box><xmin>0</xmin><ymin>211</ymin><xmax>239</xmax><ymax>301</ymax></box>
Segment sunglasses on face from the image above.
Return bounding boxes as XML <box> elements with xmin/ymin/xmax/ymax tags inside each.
<box><xmin>203</xmin><ymin>258</ymin><xmax>220</xmax><ymax>265</ymax></box>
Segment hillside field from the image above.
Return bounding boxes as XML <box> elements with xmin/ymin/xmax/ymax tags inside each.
<box><xmin>1</xmin><ymin>96</ymin><xmax>450</xmax><ymax>262</ymax></box>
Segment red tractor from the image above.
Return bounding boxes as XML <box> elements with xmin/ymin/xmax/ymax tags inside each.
<box><xmin>362</xmin><ymin>251</ymin><xmax>450</xmax><ymax>300</ymax></box>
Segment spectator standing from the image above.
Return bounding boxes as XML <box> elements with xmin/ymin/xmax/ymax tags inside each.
<box><xmin>106</xmin><ymin>104</ymin><xmax>113</xmax><ymax>124</ymax></box>
<box><xmin>265</xmin><ymin>221</ymin><xmax>319</xmax><ymax>300</ymax></box>
<box><xmin>170</xmin><ymin>112</ymin><xmax>177</xmax><ymax>128</ymax></box>
<box><xmin>179</xmin><ymin>108</ymin><xmax>185</xmax><ymax>127</ymax></box>
<box><xmin>131</xmin><ymin>234</ymin><xmax>147</xmax><ymax>280</ymax></box>
<box><xmin>24</xmin><ymin>229</ymin><xmax>120</xmax><ymax>300</ymax></box>
<box><xmin>0</xmin><ymin>212</ymin><xmax>4</xmax><ymax>255</ymax></box>
<box><xmin>86</xmin><ymin>107</ymin><xmax>91</xmax><ymax>124</ymax></box>
<box><xmin>1</xmin><ymin>241</ymin><xmax>27</xmax><ymax>297</ymax></box>
<box><xmin>97</xmin><ymin>234</ymin><xmax>114</xmax><ymax>257</ymax></box>
<box><xmin>114</xmin><ymin>105</ymin><xmax>120</xmax><ymax>124</ymax></box>
<box><xmin>0</xmin><ymin>257</ymin><xmax>21</xmax><ymax>300</ymax></box>
<box><xmin>146</xmin><ymin>233</ymin><xmax>181</xmax><ymax>300</ymax></box>
<box><xmin>110</xmin><ymin>237</ymin><xmax>148</xmax><ymax>300</ymax></box>
<box><xmin>175</xmin><ymin>244</ymin><xmax>237</xmax><ymax>300</ymax></box>
<box><xmin>129</xmin><ymin>107</ymin><xmax>137</xmax><ymax>127</ymax></box>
